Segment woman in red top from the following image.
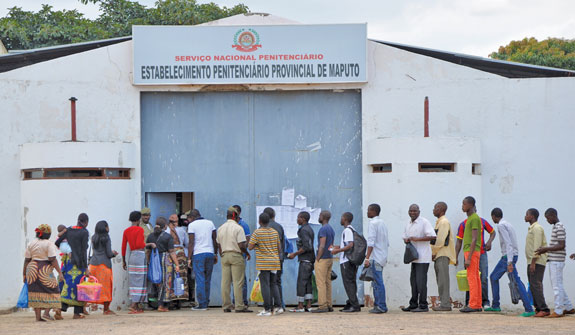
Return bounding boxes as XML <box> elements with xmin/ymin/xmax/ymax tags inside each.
<box><xmin>122</xmin><ymin>211</ymin><xmax>155</xmax><ymax>313</ymax></box>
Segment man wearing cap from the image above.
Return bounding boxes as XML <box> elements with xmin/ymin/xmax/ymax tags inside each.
<box><xmin>217</xmin><ymin>207</ymin><xmax>252</xmax><ymax>313</ymax></box>
<box><xmin>140</xmin><ymin>208</ymin><xmax>153</xmax><ymax>240</ymax></box>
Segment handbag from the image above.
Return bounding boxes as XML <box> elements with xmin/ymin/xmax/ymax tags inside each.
<box><xmin>147</xmin><ymin>248</ymin><xmax>163</xmax><ymax>284</ymax></box>
<box><xmin>403</xmin><ymin>242</ymin><xmax>419</xmax><ymax>264</ymax></box>
<box><xmin>17</xmin><ymin>283</ymin><xmax>28</xmax><ymax>308</ymax></box>
<box><xmin>359</xmin><ymin>266</ymin><xmax>374</xmax><ymax>281</ymax></box>
<box><xmin>508</xmin><ymin>273</ymin><xmax>520</xmax><ymax>304</ymax></box>
<box><xmin>430</xmin><ymin>229</ymin><xmax>450</xmax><ymax>247</ymax></box>
<box><xmin>330</xmin><ymin>270</ymin><xmax>338</xmax><ymax>281</ymax></box>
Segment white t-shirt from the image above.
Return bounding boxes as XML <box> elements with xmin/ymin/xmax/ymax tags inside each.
<box><xmin>402</xmin><ymin>216</ymin><xmax>436</xmax><ymax>263</ymax></box>
<box><xmin>339</xmin><ymin>226</ymin><xmax>355</xmax><ymax>264</ymax></box>
<box><xmin>187</xmin><ymin>218</ymin><xmax>216</xmax><ymax>255</ymax></box>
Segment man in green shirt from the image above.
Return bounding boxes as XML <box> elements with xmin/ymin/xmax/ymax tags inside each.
<box><xmin>460</xmin><ymin>196</ymin><xmax>482</xmax><ymax>313</ymax></box>
<box><xmin>524</xmin><ymin>208</ymin><xmax>550</xmax><ymax>317</ymax></box>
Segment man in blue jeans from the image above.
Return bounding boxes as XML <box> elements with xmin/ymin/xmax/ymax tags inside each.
<box><xmin>364</xmin><ymin>204</ymin><xmax>389</xmax><ymax>314</ymax></box>
<box><xmin>485</xmin><ymin>208</ymin><xmax>534</xmax><ymax>317</ymax></box>
<box><xmin>187</xmin><ymin>209</ymin><xmax>218</xmax><ymax>311</ymax></box>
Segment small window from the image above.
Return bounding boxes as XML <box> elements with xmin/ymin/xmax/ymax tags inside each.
<box><xmin>371</xmin><ymin>163</ymin><xmax>392</xmax><ymax>173</ymax></box>
<box><xmin>472</xmin><ymin>163</ymin><xmax>481</xmax><ymax>175</ymax></box>
<box><xmin>22</xmin><ymin>168</ymin><xmax>131</xmax><ymax>180</ymax></box>
<box><xmin>418</xmin><ymin>163</ymin><xmax>456</xmax><ymax>173</ymax></box>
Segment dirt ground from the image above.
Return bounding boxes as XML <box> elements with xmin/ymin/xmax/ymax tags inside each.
<box><xmin>1</xmin><ymin>307</ymin><xmax>574</xmax><ymax>335</ymax></box>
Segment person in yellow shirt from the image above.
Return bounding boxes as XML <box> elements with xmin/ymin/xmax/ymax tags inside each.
<box><xmin>524</xmin><ymin>208</ymin><xmax>550</xmax><ymax>317</ymax></box>
<box><xmin>431</xmin><ymin>202</ymin><xmax>456</xmax><ymax>311</ymax></box>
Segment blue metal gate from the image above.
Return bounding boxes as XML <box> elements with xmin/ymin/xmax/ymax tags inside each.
<box><xmin>141</xmin><ymin>90</ymin><xmax>362</xmax><ymax>306</ymax></box>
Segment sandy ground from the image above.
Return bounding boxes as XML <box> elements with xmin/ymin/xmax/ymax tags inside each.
<box><xmin>1</xmin><ymin>307</ymin><xmax>574</xmax><ymax>335</ymax></box>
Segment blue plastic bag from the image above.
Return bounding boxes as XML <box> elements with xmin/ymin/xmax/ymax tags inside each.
<box><xmin>147</xmin><ymin>249</ymin><xmax>163</xmax><ymax>284</ymax></box>
<box><xmin>17</xmin><ymin>283</ymin><xmax>28</xmax><ymax>308</ymax></box>
<box><xmin>173</xmin><ymin>273</ymin><xmax>184</xmax><ymax>296</ymax></box>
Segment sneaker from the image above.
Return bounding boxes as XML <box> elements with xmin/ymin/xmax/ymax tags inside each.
<box><xmin>235</xmin><ymin>308</ymin><xmax>253</xmax><ymax>313</ymax></box>
<box><xmin>548</xmin><ymin>312</ymin><xmax>564</xmax><ymax>318</ymax></box>
<box><xmin>368</xmin><ymin>307</ymin><xmax>387</xmax><ymax>314</ymax></box>
<box><xmin>520</xmin><ymin>311</ymin><xmax>535</xmax><ymax>317</ymax></box>
<box><xmin>257</xmin><ymin>310</ymin><xmax>272</xmax><ymax>317</ymax></box>
<box><xmin>411</xmin><ymin>307</ymin><xmax>429</xmax><ymax>312</ymax></box>
<box><xmin>484</xmin><ymin>307</ymin><xmax>501</xmax><ymax>312</ymax></box>
<box><xmin>460</xmin><ymin>306</ymin><xmax>482</xmax><ymax>313</ymax></box>
<box><xmin>274</xmin><ymin>307</ymin><xmax>285</xmax><ymax>315</ymax></box>
<box><xmin>534</xmin><ymin>311</ymin><xmax>550</xmax><ymax>317</ymax></box>
<box><xmin>289</xmin><ymin>308</ymin><xmax>306</xmax><ymax>313</ymax></box>
<box><xmin>310</xmin><ymin>308</ymin><xmax>328</xmax><ymax>313</ymax></box>
<box><xmin>192</xmin><ymin>306</ymin><xmax>207</xmax><ymax>311</ymax></box>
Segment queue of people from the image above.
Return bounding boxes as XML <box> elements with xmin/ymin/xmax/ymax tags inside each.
<box><xmin>21</xmin><ymin>196</ymin><xmax>575</xmax><ymax>321</ymax></box>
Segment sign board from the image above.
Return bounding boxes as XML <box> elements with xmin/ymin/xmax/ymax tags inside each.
<box><xmin>133</xmin><ymin>24</ymin><xmax>367</xmax><ymax>85</ymax></box>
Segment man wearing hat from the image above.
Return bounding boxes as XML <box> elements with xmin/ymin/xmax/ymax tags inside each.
<box><xmin>140</xmin><ymin>208</ymin><xmax>153</xmax><ymax>240</ymax></box>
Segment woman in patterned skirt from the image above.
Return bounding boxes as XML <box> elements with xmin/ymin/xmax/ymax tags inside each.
<box><xmin>23</xmin><ymin>224</ymin><xmax>63</xmax><ymax>321</ymax></box>
<box><xmin>56</xmin><ymin>213</ymin><xmax>90</xmax><ymax>319</ymax></box>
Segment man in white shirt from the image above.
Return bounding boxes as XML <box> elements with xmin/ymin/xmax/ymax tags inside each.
<box><xmin>187</xmin><ymin>209</ymin><xmax>217</xmax><ymax>311</ymax></box>
<box><xmin>485</xmin><ymin>207</ymin><xmax>534</xmax><ymax>316</ymax></box>
<box><xmin>401</xmin><ymin>204</ymin><xmax>436</xmax><ymax>312</ymax></box>
<box><xmin>331</xmin><ymin>212</ymin><xmax>360</xmax><ymax>312</ymax></box>
<box><xmin>364</xmin><ymin>203</ymin><xmax>389</xmax><ymax>314</ymax></box>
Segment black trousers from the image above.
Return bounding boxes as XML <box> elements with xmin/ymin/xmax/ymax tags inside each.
<box><xmin>409</xmin><ymin>263</ymin><xmax>430</xmax><ymax>309</ymax></box>
<box><xmin>61</xmin><ymin>302</ymin><xmax>83</xmax><ymax>315</ymax></box>
<box><xmin>297</xmin><ymin>262</ymin><xmax>314</xmax><ymax>301</ymax></box>
<box><xmin>341</xmin><ymin>261</ymin><xmax>360</xmax><ymax>309</ymax></box>
<box><xmin>259</xmin><ymin>271</ymin><xmax>281</xmax><ymax>311</ymax></box>
<box><xmin>275</xmin><ymin>262</ymin><xmax>284</xmax><ymax>307</ymax></box>
<box><xmin>527</xmin><ymin>264</ymin><xmax>550</xmax><ymax>313</ymax></box>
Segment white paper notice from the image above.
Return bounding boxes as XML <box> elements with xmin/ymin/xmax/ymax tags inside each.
<box><xmin>281</xmin><ymin>188</ymin><xmax>295</xmax><ymax>206</ymax></box>
<box><xmin>309</xmin><ymin>208</ymin><xmax>321</xmax><ymax>224</ymax></box>
<box><xmin>294</xmin><ymin>194</ymin><xmax>307</xmax><ymax>209</ymax></box>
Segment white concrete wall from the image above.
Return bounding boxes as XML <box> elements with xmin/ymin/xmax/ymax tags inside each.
<box><xmin>364</xmin><ymin>137</ymin><xmax>481</xmax><ymax>307</ymax></box>
<box><xmin>361</xmin><ymin>41</ymin><xmax>575</xmax><ymax>309</ymax></box>
<box><xmin>0</xmin><ymin>43</ymin><xmax>142</xmax><ymax>308</ymax></box>
<box><xmin>1</xmin><ymin>30</ymin><xmax>574</xmax><ymax>311</ymax></box>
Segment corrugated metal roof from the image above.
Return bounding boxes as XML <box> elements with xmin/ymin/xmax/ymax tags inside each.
<box><xmin>372</xmin><ymin>39</ymin><xmax>575</xmax><ymax>78</ymax></box>
<box><xmin>0</xmin><ymin>36</ymin><xmax>131</xmax><ymax>73</ymax></box>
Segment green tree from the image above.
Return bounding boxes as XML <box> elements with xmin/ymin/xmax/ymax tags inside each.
<box><xmin>0</xmin><ymin>0</ymin><xmax>249</xmax><ymax>50</ymax></box>
<box><xmin>489</xmin><ymin>37</ymin><xmax>575</xmax><ymax>71</ymax></box>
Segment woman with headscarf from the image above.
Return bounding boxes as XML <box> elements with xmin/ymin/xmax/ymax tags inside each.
<box><xmin>168</xmin><ymin>214</ymin><xmax>189</xmax><ymax>307</ymax></box>
<box><xmin>88</xmin><ymin>220</ymin><xmax>118</xmax><ymax>315</ymax></box>
<box><xmin>146</xmin><ymin>217</ymin><xmax>180</xmax><ymax>312</ymax></box>
<box><xmin>23</xmin><ymin>224</ymin><xmax>64</xmax><ymax>321</ymax></box>
<box><xmin>56</xmin><ymin>213</ymin><xmax>90</xmax><ymax>319</ymax></box>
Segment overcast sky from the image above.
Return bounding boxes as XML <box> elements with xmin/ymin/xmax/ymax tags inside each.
<box><xmin>1</xmin><ymin>0</ymin><xmax>574</xmax><ymax>57</ymax></box>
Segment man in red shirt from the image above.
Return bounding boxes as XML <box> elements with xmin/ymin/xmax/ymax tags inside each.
<box><xmin>455</xmin><ymin>214</ymin><xmax>496</xmax><ymax>307</ymax></box>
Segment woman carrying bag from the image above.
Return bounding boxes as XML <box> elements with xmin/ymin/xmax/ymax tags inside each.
<box><xmin>88</xmin><ymin>220</ymin><xmax>118</xmax><ymax>315</ymax></box>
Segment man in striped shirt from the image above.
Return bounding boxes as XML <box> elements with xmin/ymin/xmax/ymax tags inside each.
<box><xmin>535</xmin><ymin>208</ymin><xmax>575</xmax><ymax>317</ymax></box>
<box><xmin>249</xmin><ymin>212</ymin><xmax>282</xmax><ymax>316</ymax></box>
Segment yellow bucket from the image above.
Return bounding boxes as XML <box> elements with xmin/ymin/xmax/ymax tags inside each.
<box><xmin>456</xmin><ymin>270</ymin><xmax>469</xmax><ymax>291</ymax></box>
<box><xmin>457</xmin><ymin>270</ymin><xmax>481</xmax><ymax>291</ymax></box>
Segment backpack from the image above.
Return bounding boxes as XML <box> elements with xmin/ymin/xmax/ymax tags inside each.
<box><xmin>344</xmin><ymin>227</ymin><xmax>367</xmax><ymax>266</ymax></box>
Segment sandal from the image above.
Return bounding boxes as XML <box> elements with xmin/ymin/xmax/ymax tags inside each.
<box><xmin>289</xmin><ymin>308</ymin><xmax>306</xmax><ymax>313</ymax></box>
<box><xmin>103</xmin><ymin>310</ymin><xmax>117</xmax><ymax>315</ymax></box>
<box><xmin>128</xmin><ymin>310</ymin><xmax>143</xmax><ymax>314</ymax></box>
<box><xmin>157</xmin><ymin>307</ymin><xmax>169</xmax><ymax>312</ymax></box>
<box><xmin>54</xmin><ymin>310</ymin><xmax>63</xmax><ymax>320</ymax></box>
<box><xmin>73</xmin><ymin>314</ymin><xmax>86</xmax><ymax>319</ymax></box>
